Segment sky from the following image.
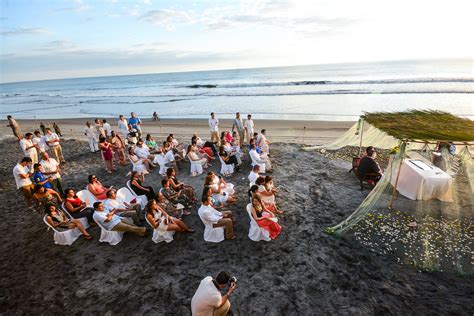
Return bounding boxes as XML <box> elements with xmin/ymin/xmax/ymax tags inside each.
<box><xmin>0</xmin><ymin>0</ymin><xmax>473</xmax><ymax>83</ymax></box>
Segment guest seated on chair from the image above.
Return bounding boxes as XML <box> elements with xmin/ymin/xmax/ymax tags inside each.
<box><xmin>92</xmin><ymin>201</ymin><xmax>146</xmax><ymax>236</ymax></box>
<box><xmin>198</xmin><ymin>195</ymin><xmax>235</xmax><ymax>240</ymax></box>
<box><xmin>64</xmin><ymin>188</ymin><xmax>95</xmax><ymax>222</ymax></box>
<box><xmin>129</xmin><ymin>171</ymin><xmax>155</xmax><ymax>200</ymax></box>
<box><xmin>145</xmin><ymin>199</ymin><xmax>194</xmax><ymax>234</ymax></box>
<box><xmin>45</xmin><ymin>203</ymin><xmax>92</xmax><ymax>240</ymax></box>
<box><xmin>218</xmin><ymin>145</ymin><xmax>240</xmax><ymax>172</ymax></box>
<box><xmin>87</xmin><ymin>174</ymin><xmax>112</xmax><ymax>200</ymax></box>
<box><xmin>248</xmin><ymin>164</ymin><xmax>260</xmax><ymax>186</ymax></box>
<box><xmin>166</xmin><ymin>168</ymin><xmax>197</xmax><ymax>202</ymax></box>
<box><xmin>249</xmin><ymin>185</ymin><xmax>281</xmax><ymax>239</ymax></box>
<box><xmin>155</xmin><ymin>190</ymin><xmax>185</xmax><ymax>218</ymax></box>
<box><xmin>128</xmin><ymin>147</ymin><xmax>152</xmax><ymax>180</ymax></box>
<box><xmin>358</xmin><ymin>146</ymin><xmax>383</xmax><ymax>183</ymax></box>
<box><xmin>32</xmin><ymin>184</ymin><xmax>62</xmax><ymax>211</ymax></box>
<box><xmin>160</xmin><ymin>178</ymin><xmax>192</xmax><ymax>210</ymax></box>
<box><xmin>249</xmin><ymin>143</ymin><xmax>272</xmax><ymax>172</ymax></box>
<box><xmin>204</xmin><ymin>173</ymin><xmax>237</xmax><ymax>204</ymax></box>
<box><xmin>255</xmin><ymin>177</ymin><xmax>283</xmax><ymax>214</ymax></box>
<box><xmin>103</xmin><ymin>190</ymin><xmax>142</xmax><ymax>223</ymax></box>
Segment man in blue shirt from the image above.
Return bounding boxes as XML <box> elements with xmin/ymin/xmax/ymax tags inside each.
<box><xmin>92</xmin><ymin>202</ymin><xmax>146</xmax><ymax>236</ymax></box>
<box><xmin>32</xmin><ymin>163</ymin><xmax>53</xmax><ymax>190</ymax></box>
<box><xmin>128</xmin><ymin>112</ymin><xmax>142</xmax><ymax>139</ymax></box>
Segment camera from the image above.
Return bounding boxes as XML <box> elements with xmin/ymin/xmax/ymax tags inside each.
<box><xmin>229</xmin><ymin>276</ymin><xmax>237</xmax><ymax>284</ymax></box>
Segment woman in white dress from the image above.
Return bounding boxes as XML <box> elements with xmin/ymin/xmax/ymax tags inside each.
<box><xmin>117</xmin><ymin>115</ymin><xmax>129</xmax><ymax>139</ymax></box>
<box><xmin>128</xmin><ymin>147</ymin><xmax>150</xmax><ymax>181</ymax></box>
<box><xmin>204</xmin><ymin>172</ymin><xmax>237</xmax><ymax>204</ymax></box>
<box><xmin>145</xmin><ymin>199</ymin><xmax>194</xmax><ymax>234</ymax></box>
<box><xmin>186</xmin><ymin>144</ymin><xmax>208</xmax><ymax>175</ymax></box>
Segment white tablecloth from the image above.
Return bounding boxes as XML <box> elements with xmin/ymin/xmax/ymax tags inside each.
<box><xmin>391</xmin><ymin>159</ymin><xmax>453</xmax><ymax>202</ymax></box>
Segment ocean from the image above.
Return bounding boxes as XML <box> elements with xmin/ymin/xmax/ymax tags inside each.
<box><xmin>1</xmin><ymin>59</ymin><xmax>473</xmax><ymax>121</ymax></box>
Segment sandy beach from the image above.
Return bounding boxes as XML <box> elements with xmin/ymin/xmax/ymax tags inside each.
<box><xmin>0</xmin><ymin>120</ymin><xmax>472</xmax><ymax>314</ymax></box>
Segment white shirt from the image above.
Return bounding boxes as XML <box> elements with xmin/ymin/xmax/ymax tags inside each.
<box><xmin>164</xmin><ymin>150</ymin><xmax>175</xmax><ymax>164</ymax></box>
<box><xmin>198</xmin><ymin>204</ymin><xmax>223</xmax><ymax>225</ymax></box>
<box><xmin>45</xmin><ymin>132</ymin><xmax>60</xmax><ymax>147</ymax></box>
<box><xmin>118</xmin><ymin>119</ymin><xmax>128</xmax><ymax>132</ymax></box>
<box><xmin>40</xmin><ymin>158</ymin><xmax>61</xmax><ymax>180</ymax></box>
<box><xmin>103</xmin><ymin>198</ymin><xmax>126</xmax><ymax>212</ymax></box>
<box><xmin>208</xmin><ymin>117</ymin><xmax>219</xmax><ymax>132</ymax></box>
<box><xmin>32</xmin><ymin>136</ymin><xmax>48</xmax><ymax>152</ymax></box>
<box><xmin>19</xmin><ymin>138</ymin><xmax>35</xmax><ymax>156</ymax></box>
<box><xmin>103</xmin><ymin>123</ymin><xmax>112</xmax><ymax>136</ymax></box>
<box><xmin>191</xmin><ymin>276</ymin><xmax>223</xmax><ymax>316</ymax></box>
<box><xmin>93</xmin><ymin>210</ymin><xmax>122</xmax><ymax>231</ymax></box>
<box><xmin>84</xmin><ymin>126</ymin><xmax>96</xmax><ymax>138</ymax></box>
<box><xmin>134</xmin><ymin>146</ymin><xmax>150</xmax><ymax>159</ymax></box>
<box><xmin>248</xmin><ymin>171</ymin><xmax>259</xmax><ymax>186</ymax></box>
<box><xmin>13</xmin><ymin>163</ymin><xmax>32</xmax><ymax>189</ymax></box>
<box><xmin>244</xmin><ymin>119</ymin><xmax>254</xmax><ymax>134</ymax></box>
<box><xmin>249</xmin><ymin>149</ymin><xmax>265</xmax><ymax>164</ymax></box>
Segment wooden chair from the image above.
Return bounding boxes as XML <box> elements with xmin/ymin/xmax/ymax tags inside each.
<box><xmin>349</xmin><ymin>157</ymin><xmax>380</xmax><ymax>191</ymax></box>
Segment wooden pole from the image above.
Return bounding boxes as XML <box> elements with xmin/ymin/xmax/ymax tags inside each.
<box><xmin>358</xmin><ymin>119</ymin><xmax>365</xmax><ymax>156</ymax></box>
<box><xmin>303</xmin><ymin>126</ymin><xmax>306</xmax><ymax>143</ymax></box>
<box><xmin>388</xmin><ymin>142</ymin><xmax>405</xmax><ymax>209</ymax></box>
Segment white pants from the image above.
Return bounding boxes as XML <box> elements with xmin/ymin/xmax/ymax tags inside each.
<box><xmin>87</xmin><ymin>137</ymin><xmax>98</xmax><ymax>152</ymax></box>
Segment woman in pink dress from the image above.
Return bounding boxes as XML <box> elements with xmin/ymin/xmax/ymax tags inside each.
<box><xmin>110</xmin><ymin>131</ymin><xmax>127</xmax><ymax>165</ymax></box>
<box><xmin>87</xmin><ymin>175</ymin><xmax>112</xmax><ymax>200</ymax></box>
<box><xmin>98</xmin><ymin>136</ymin><xmax>115</xmax><ymax>173</ymax></box>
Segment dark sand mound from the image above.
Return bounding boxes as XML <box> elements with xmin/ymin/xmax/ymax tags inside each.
<box><xmin>0</xmin><ymin>139</ymin><xmax>472</xmax><ymax>315</ymax></box>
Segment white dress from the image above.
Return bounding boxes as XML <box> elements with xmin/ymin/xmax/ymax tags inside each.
<box><xmin>212</xmin><ymin>176</ymin><xmax>234</xmax><ymax>195</ymax></box>
<box><xmin>129</xmin><ymin>155</ymin><xmax>149</xmax><ymax>175</ymax></box>
<box><xmin>153</xmin><ymin>210</ymin><xmax>169</xmax><ymax>235</ymax></box>
<box><xmin>258</xmin><ymin>185</ymin><xmax>275</xmax><ymax>204</ymax></box>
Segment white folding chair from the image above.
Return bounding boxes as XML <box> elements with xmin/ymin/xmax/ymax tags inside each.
<box><xmin>145</xmin><ymin>214</ymin><xmax>175</xmax><ymax>243</ymax></box>
<box><xmin>246</xmin><ymin>203</ymin><xmax>271</xmax><ymax>242</ymax></box>
<box><xmin>218</xmin><ymin>155</ymin><xmax>234</xmax><ymax>176</ymax></box>
<box><xmin>153</xmin><ymin>154</ymin><xmax>168</xmax><ymax>176</ymax></box>
<box><xmin>77</xmin><ymin>190</ymin><xmax>98</xmax><ymax>207</ymax></box>
<box><xmin>43</xmin><ymin>215</ymin><xmax>82</xmax><ymax>246</ymax></box>
<box><xmin>190</xmin><ymin>159</ymin><xmax>204</xmax><ymax>176</ymax></box>
<box><xmin>61</xmin><ymin>202</ymin><xmax>89</xmax><ymax>229</ymax></box>
<box><xmin>93</xmin><ymin>217</ymin><xmax>133</xmax><ymax>245</ymax></box>
<box><xmin>126</xmin><ymin>180</ymin><xmax>149</xmax><ymax>206</ymax></box>
<box><xmin>116</xmin><ymin>187</ymin><xmax>146</xmax><ymax>210</ymax></box>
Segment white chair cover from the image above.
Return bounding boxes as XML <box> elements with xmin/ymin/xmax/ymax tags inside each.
<box><xmin>126</xmin><ymin>180</ymin><xmax>149</xmax><ymax>206</ymax></box>
<box><xmin>61</xmin><ymin>202</ymin><xmax>90</xmax><ymax>229</ymax></box>
<box><xmin>153</xmin><ymin>154</ymin><xmax>167</xmax><ymax>176</ymax></box>
<box><xmin>145</xmin><ymin>214</ymin><xmax>175</xmax><ymax>243</ymax></box>
<box><xmin>77</xmin><ymin>190</ymin><xmax>98</xmax><ymax>207</ymax></box>
<box><xmin>219</xmin><ymin>155</ymin><xmax>234</xmax><ymax>176</ymax></box>
<box><xmin>246</xmin><ymin>204</ymin><xmax>271</xmax><ymax>242</ymax></box>
<box><xmin>94</xmin><ymin>217</ymin><xmax>132</xmax><ymax>245</ymax></box>
<box><xmin>250</xmin><ymin>154</ymin><xmax>266</xmax><ymax>173</ymax></box>
<box><xmin>190</xmin><ymin>159</ymin><xmax>204</xmax><ymax>176</ymax></box>
<box><xmin>43</xmin><ymin>215</ymin><xmax>82</xmax><ymax>246</ymax></box>
<box><xmin>198</xmin><ymin>212</ymin><xmax>225</xmax><ymax>243</ymax></box>
<box><xmin>116</xmin><ymin>187</ymin><xmax>146</xmax><ymax>210</ymax></box>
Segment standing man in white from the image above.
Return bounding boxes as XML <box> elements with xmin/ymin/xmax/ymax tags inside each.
<box><xmin>117</xmin><ymin>115</ymin><xmax>129</xmax><ymax>139</ymax></box>
<box><xmin>84</xmin><ymin>121</ymin><xmax>98</xmax><ymax>152</ymax></box>
<box><xmin>208</xmin><ymin>112</ymin><xmax>219</xmax><ymax>144</ymax></box>
<box><xmin>44</xmin><ymin>128</ymin><xmax>65</xmax><ymax>164</ymax></box>
<box><xmin>19</xmin><ymin>132</ymin><xmax>38</xmax><ymax>164</ymax></box>
<box><xmin>231</xmin><ymin>112</ymin><xmax>245</xmax><ymax>147</ymax></box>
<box><xmin>244</xmin><ymin>114</ymin><xmax>254</xmax><ymax>145</ymax></box>
<box><xmin>102</xmin><ymin>119</ymin><xmax>112</xmax><ymax>137</ymax></box>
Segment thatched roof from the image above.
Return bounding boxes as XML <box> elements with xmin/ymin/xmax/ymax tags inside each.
<box><xmin>362</xmin><ymin>110</ymin><xmax>474</xmax><ymax>142</ymax></box>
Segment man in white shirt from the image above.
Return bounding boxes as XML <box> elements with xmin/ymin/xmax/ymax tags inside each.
<box><xmin>92</xmin><ymin>201</ymin><xmax>146</xmax><ymax>236</ymax></box>
<box><xmin>198</xmin><ymin>196</ymin><xmax>234</xmax><ymax>240</ymax></box>
<box><xmin>94</xmin><ymin>119</ymin><xmax>105</xmax><ymax>138</ymax></box>
<box><xmin>44</xmin><ymin>128</ymin><xmax>65</xmax><ymax>164</ymax></box>
<box><xmin>40</xmin><ymin>151</ymin><xmax>64</xmax><ymax>196</ymax></box>
<box><xmin>257</xmin><ymin>129</ymin><xmax>270</xmax><ymax>155</ymax></box>
<box><xmin>248</xmin><ymin>164</ymin><xmax>260</xmax><ymax>186</ymax></box>
<box><xmin>117</xmin><ymin>115</ymin><xmax>129</xmax><ymax>139</ymax></box>
<box><xmin>102</xmin><ymin>119</ymin><xmax>112</xmax><ymax>137</ymax></box>
<box><xmin>244</xmin><ymin>114</ymin><xmax>254</xmax><ymax>145</ymax></box>
<box><xmin>32</xmin><ymin>131</ymin><xmax>48</xmax><ymax>153</ymax></box>
<box><xmin>164</xmin><ymin>148</ymin><xmax>178</xmax><ymax>173</ymax></box>
<box><xmin>231</xmin><ymin>112</ymin><xmax>244</xmax><ymax>147</ymax></box>
<box><xmin>208</xmin><ymin>112</ymin><xmax>219</xmax><ymax>144</ymax></box>
<box><xmin>84</xmin><ymin>121</ymin><xmax>98</xmax><ymax>152</ymax></box>
<box><xmin>249</xmin><ymin>144</ymin><xmax>272</xmax><ymax>172</ymax></box>
<box><xmin>13</xmin><ymin>157</ymin><xmax>34</xmax><ymax>208</ymax></box>
<box><xmin>103</xmin><ymin>190</ymin><xmax>142</xmax><ymax>223</ymax></box>
<box><xmin>134</xmin><ymin>140</ymin><xmax>153</xmax><ymax>160</ymax></box>
<box><xmin>191</xmin><ymin>271</ymin><xmax>236</xmax><ymax>316</ymax></box>
<box><xmin>19</xmin><ymin>132</ymin><xmax>38</xmax><ymax>164</ymax></box>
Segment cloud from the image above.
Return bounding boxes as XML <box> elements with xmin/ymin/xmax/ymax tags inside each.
<box><xmin>138</xmin><ymin>9</ymin><xmax>192</xmax><ymax>29</ymax></box>
<box><xmin>0</xmin><ymin>27</ymin><xmax>49</xmax><ymax>36</ymax></box>
<box><xmin>38</xmin><ymin>40</ymin><xmax>78</xmax><ymax>51</ymax></box>
<box><xmin>56</xmin><ymin>0</ymin><xmax>91</xmax><ymax>13</ymax></box>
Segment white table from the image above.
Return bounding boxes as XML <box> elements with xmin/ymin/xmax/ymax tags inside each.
<box><xmin>391</xmin><ymin>159</ymin><xmax>453</xmax><ymax>202</ymax></box>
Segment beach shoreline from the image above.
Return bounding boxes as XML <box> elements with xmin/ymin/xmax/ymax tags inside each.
<box><xmin>0</xmin><ymin>117</ymin><xmax>355</xmax><ymax>145</ymax></box>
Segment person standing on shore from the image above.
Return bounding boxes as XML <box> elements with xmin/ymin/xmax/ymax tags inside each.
<box><xmin>94</xmin><ymin>119</ymin><xmax>105</xmax><ymax>139</ymax></box>
<box><xmin>6</xmin><ymin>115</ymin><xmax>22</xmax><ymax>140</ymax></box>
<box><xmin>52</xmin><ymin>122</ymin><xmax>62</xmax><ymax>137</ymax></box>
<box><xmin>244</xmin><ymin>114</ymin><xmax>254</xmax><ymax>145</ymax></box>
<box><xmin>128</xmin><ymin>112</ymin><xmax>142</xmax><ymax>139</ymax></box>
<box><xmin>19</xmin><ymin>132</ymin><xmax>38</xmax><ymax>164</ymax></box>
<box><xmin>40</xmin><ymin>152</ymin><xmax>64</xmax><ymax>196</ymax></box>
<box><xmin>39</xmin><ymin>122</ymin><xmax>46</xmax><ymax>135</ymax></box>
<box><xmin>117</xmin><ymin>115</ymin><xmax>129</xmax><ymax>139</ymax></box>
<box><xmin>191</xmin><ymin>271</ymin><xmax>237</xmax><ymax>316</ymax></box>
<box><xmin>13</xmin><ymin>157</ymin><xmax>34</xmax><ymax>209</ymax></box>
<box><xmin>102</xmin><ymin>119</ymin><xmax>111</xmax><ymax>137</ymax></box>
<box><xmin>84</xmin><ymin>122</ymin><xmax>98</xmax><ymax>153</ymax></box>
<box><xmin>208</xmin><ymin>112</ymin><xmax>219</xmax><ymax>144</ymax></box>
<box><xmin>44</xmin><ymin>128</ymin><xmax>65</xmax><ymax>164</ymax></box>
<box><xmin>231</xmin><ymin>112</ymin><xmax>245</xmax><ymax>147</ymax></box>
<box><xmin>33</xmin><ymin>131</ymin><xmax>48</xmax><ymax>154</ymax></box>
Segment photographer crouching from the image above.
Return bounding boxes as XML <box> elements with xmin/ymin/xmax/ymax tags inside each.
<box><xmin>191</xmin><ymin>271</ymin><xmax>237</xmax><ymax>316</ymax></box>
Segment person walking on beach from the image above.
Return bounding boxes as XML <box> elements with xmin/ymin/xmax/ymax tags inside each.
<box><xmin>232</xmin><ymin>112</ymin><xmax>245</xmax><ymax>147</ymax></box>
<box><xmin>6</xmin><ymin>115</ymin><xmax>22</xmax><ymax>140</ymax></box>
<box><xmin>52</xmin><ymin>122</ymin><xmax>62</xmax><ymax>137</ymax></box>
<box><xmin>191</xmin><ymin>271</ymin><xmax>237</xmax><ymax>316</ymax></box>
<box><xmin>44</xmin><ymin>128</ymin><xmax>66</xmax><ymax>164</ymax></box>
<box><xmin>102</xmin><ymin>119</ymin><xmax>111</xmax><ymax>137</ymax></box>
<box><xmin>128</xmin><ymin>112</ymin><xmax>142</xmax><ymax>139</ymax></box>
<box><xmin>19</xmin><ymin>132</ymin><xmax>38</xmax><ymax>164</ymax></box>
<box><xmin>13</xmin><ymin>157</ymin><xmax>34</xmax><ymax>209</ymax></box>
<box><xmin>84</xmin><ymin>122</ymin><xmax>98</xmax><ymax>153</ymax></box>
<box><xmin>244</xmin><ymin>114</ymin><xmax>254</xmax><ymax>145</ymax></box>
<box><xmin>39</xmin><ymin>122</ymin><xmax>46</xmax><ymax>135</ymax></box>
<box><xmin>208</xmin><ymin>112</ymin><xmax>219</xmax><ymax>144</ymax></box>
<box><xmin>117</xmin><ymin>115</ymin><xmax>129</xmax><ymax>139</ymax></box>
<box><xmin>94</xmin><ymin>119</ymin><xmax>105</xmax><ymax>139</ymax></box>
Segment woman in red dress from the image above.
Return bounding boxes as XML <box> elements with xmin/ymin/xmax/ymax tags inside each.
<box><xmin>98</xmin><ymin>136</ymin><xmax>115</xmax><ymax>173</ymax></box>
<box><xmin>250</xmin><ymin>189</ymin><xmax>282</xmax><ymax>239</ymax></box>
